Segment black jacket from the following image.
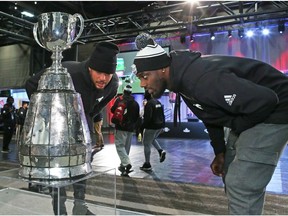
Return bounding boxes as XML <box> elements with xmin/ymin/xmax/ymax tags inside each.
<box><xmin>111</xmin><ymin>94</ymin><xmax>140</xmax><ymax>132</ymax></box>
<box><xmin>1</xmin><ymin>103</ymin><xmax>16</xmax><ymax>128</ymax></box>
<box><xmin>169</xmin><ymin>50</ymin><xmax>288</xmax><ymax>155</ymax></box>
<box><xmin>25</xmin><ymin>59</ymin><xmax>119</xmax><ymax>130</ymax></box>
<box><xmin>142</xmin><ymin>98</ymin><xmax>165</xmax><ymax>130</ymax></box>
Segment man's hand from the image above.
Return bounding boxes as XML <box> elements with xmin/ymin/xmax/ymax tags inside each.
<box><xmin>210</xmin><ymin>152</ymin><xmax>225</xmax><ymax>177</ymax></box>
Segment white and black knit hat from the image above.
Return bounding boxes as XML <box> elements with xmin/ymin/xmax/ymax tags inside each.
<box><xmin>133</xmin><ymin>44</ymin><xmax>171</xmax><ymax>74</ymax></box>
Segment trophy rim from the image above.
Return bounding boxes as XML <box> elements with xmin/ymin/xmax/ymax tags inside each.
<box><xmin>37</xmin><ymin>11</ymin><xmax>72</xmax><ymax>18</ymax></box>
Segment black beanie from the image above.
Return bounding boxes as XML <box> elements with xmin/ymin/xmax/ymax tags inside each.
<box><xmin>133</xmin><ymin>44</ymin><xmax>171</xmax><ymax>74</ymax></box>
<box><xmin>88</xmin><ymin>41</ymin><xmax>120</xmax><ymax>74</ymax></box>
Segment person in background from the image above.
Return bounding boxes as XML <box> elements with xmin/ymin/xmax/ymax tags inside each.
<box><xmin>93</xmin><ymin>113</ymin><xmax>104</xmax><ymax>149</ymax></box>
<box><xmin>111</xmin><ymin>84</ymin><xmax>140</xmax><ymax>176</ymax></box>
<box><xmin>1</xmin><ymin>96</ymin><xmax>16</xmax><ymax>153</ymax></box>
<box><xmin>135</xmin><ymin>98</ymin><xmax>146</xmax><ymax>142</ymax></box>
<box><xmin>15</xmin><ymin>101</ymin><xmax>29</xmax><ymax>144</ymax></box>
<box><xmin>140</xmin><ymin>90</ymin><xmax>166</xmax><ymax>171</ymax></box>
<box><xmin>133</xmin><ymin>36</ymin><xmax>288</xmax><ymax>214</ymax></box>
<box><xmin>26</xmin><ymin>41</ymin><xmax>119</xmax><ymax>215</ymax></box>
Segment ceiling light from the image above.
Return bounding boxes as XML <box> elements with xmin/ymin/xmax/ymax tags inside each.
<box><xmin>278</xmin><ymin>22</ymin><xmax>285</xmax><ymax>34</ymax></box>
<box><xmin>180</xmin><ymin>34</ymin><xmax>186</xmax><ymax>44</ymax></box>
<box><xmin>210</xmin><ymin>32</ymin><xmax>215</xmax><ymax>40</ymax></box>
<box><xmin>21</xmin><ymin>11</ymin><xmax>34</xmax><ymax>17</ymax></box>
<box><xmin>228</xmin><ymin>30</ymin><xmax>232</xmax><ymax>38</ymax></box>
<box><xmin>190</xmin><ymin>35</ymin><xmax>194</xmax><ymax>42</ymax></box>
<box><xmin>262</xmin><ymin>28</ymin><xmax>270</xmax><ymax>36</ymax></box>
<box><xmin>246</xmin><ymin>30</ymin><xmax>254</xmax><ymax>37</ymax></box>
<box><xmin>238</xmin><ymin>28</ymin><xmax>244</xmax><ymax>38</ymax></box>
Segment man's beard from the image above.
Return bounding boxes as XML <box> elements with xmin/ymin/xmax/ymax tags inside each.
<box><xmin>152</xmin><ymin>89</ymin><xmax>165</xmax><ymax>98</ymax></box>
<box><xmin>151</xmin><ymin>81</ymin><xmax>166</xmax><ymax>99</ymax></box>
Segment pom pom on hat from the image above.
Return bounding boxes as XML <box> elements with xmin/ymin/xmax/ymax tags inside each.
<box><xmin>88</xmin><ymin>42</ymin><xmax>120</xmax><ymax>74</ymax></box>
<box><xmin>135</xmin><ymin>33</ymin><xmax>155</xmax><ymax>50</ymax></box>
<box><xmin>133</xmin><ymin>43</ymin><xmax>171</xmax><ymax>74</ymax></box>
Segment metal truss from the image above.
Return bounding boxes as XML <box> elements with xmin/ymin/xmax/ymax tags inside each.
<box><xmin>80</xmin><ymin>1</ymin><xmax>288</xmax><ymax>43</ymax></box>
<box><xmin>0</xmin><ymin>1</ymin><xmax>288</xmax><ymax>46</ymax></box>
<box><xmin>0</xmin><ymin>11</ymin><xmax>34</xmax><ymax>47</ymax></box>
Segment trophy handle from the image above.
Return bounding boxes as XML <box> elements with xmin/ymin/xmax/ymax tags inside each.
<box><xmin>72</xmin><ymin>13</ymin><xmax>84</xmax><ymax>44</ymax></box>
<box><xmin>33</xmin><ymin>23</ymin><xmax>46</xmax><ymax>49</ymax></box>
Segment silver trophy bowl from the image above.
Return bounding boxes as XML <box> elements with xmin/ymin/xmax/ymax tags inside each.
<box><xmin>33</xmin><ymin>12</ymin><xmax>84</xmax><ymax>52</ymax></box>
<box><xmin>19</xmin><ymin>12</ymin><xmax>92</xmax><ymax>180</ymax></box>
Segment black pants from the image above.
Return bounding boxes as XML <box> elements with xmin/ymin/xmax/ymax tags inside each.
<box><xmin>2</xmin><ymin>126</ymin><xmax>14</xmax><ymax>150</ymax></box>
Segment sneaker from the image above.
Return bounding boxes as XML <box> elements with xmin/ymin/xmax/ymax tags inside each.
<box><xmin>1</xmin><ymin>149</ymin><xmax>10</xmax><ymax>153</ymax></box>
<box><xmin>92</xmin><ymin>144</ymin><xmax>103</xmax><ymax>149</ymax></box>
<box><xmin>118</xmin><ymin>164</ymin><xmax>125</xmax><ymax>173</ymax></box>
<box><xmin>125</xmin><ymin>164</ymin><xmax>132</xmax><ymax>173</ymax></box>
<box><xmin>119</xmin><ymin>164</ymin><xmax>133</xmax><ymax>176</ymax></box>
<box><xmin>159</xmin><ymin>150</ymin><xmax>166</xmax><ymax>163</ymax></box>
<box><xmin>140</xmin><ymin>162</ymin><xmax>152</xmax><ymax>171</ymax></box>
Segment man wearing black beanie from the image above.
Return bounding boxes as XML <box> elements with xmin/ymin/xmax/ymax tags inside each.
<box><xmin>25</xmin><ymin>41</ymin><xmax>120</xmax><ymax>215</ymax></box>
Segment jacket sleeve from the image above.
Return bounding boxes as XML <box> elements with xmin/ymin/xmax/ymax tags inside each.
<box><xmin>110</xmin><ymin>97</ymin><xmax>119</xmax><ymax>113</ymax></box>
<box><xmin>1</xmin><ymin>104</ymin><xmax>10</xmax><ymax>118</ymax></box>
<box><xmin>130</xmin><ymin>101</ymin><xmax>140</xmax><ymax>122</ymax></box>
<box><xmin>204</xmin><ymin>123</ymin><xmax>226</xmax><ymax>155</ymax></box>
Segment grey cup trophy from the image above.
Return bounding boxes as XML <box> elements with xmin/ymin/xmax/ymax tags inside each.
<box><xmin>19</xmin><ymin>12</ymin><xmax>93</xmax><ymax>180</ymax></box>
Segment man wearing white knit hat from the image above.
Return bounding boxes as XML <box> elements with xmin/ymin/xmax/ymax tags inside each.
<box><xmin>133</xmin><ymin>33</ymin><xmax>288</xmax><ymax>215</ymax></box>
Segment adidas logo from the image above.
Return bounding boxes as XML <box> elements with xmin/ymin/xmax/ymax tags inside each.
<box><xmin>96</xmin><ymin>96</ymin><xmax>104</xmax><ymax>102</ymax></box>
<box><xmin>224</xmin><ymin>94</ymin><xmax>236</xmax><ymax>106</ymax></box>
<box><xmin>193</xmin><ymin>104</ymin><xmax>203</xmax><ymax>110</ymax></box>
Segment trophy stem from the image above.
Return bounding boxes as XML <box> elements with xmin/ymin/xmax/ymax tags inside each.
<box><xmin>51</xmin><ymin>46</ymin><xmax>64</xmax><ymax>73</ymax></box>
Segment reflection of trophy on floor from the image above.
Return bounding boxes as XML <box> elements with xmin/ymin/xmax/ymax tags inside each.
<box><xmin>18</xmin><ymin>12</ymin><xmax>92</xmax><ymax>180</ymax></box>
<box><xmin>15</xmin><ymin>125</ymin><xmax>21</xmax><ymax>146</ymax></box>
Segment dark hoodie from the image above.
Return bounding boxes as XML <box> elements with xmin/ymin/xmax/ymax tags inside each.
<box><xmin>169</xmin><ymin>50</ymin><xmax>288</xmax><ymax>155</ymax></box>
<box><xmin>142</xmin><ymin>91</ymin><xmax>165</xmax><ymax>130</ymax></box>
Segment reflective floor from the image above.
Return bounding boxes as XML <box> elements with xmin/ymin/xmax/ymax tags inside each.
<box><xmin>1</xmin><ymin>131</ymin><xmax>288</xmax><ymax>195</ymax></box>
